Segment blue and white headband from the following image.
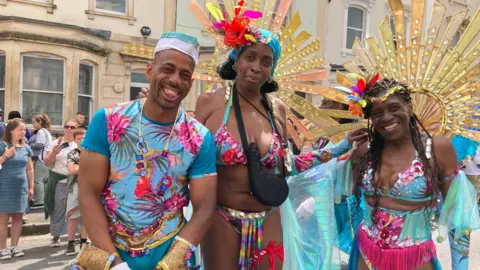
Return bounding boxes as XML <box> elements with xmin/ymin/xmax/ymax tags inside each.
<box><xmin>153</xmin><ymin>32</ymin><xmax>200</xmax><ymax>64</ymax></box>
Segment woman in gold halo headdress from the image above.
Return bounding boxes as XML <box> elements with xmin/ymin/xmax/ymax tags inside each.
<box><xmin>298</xmin><ymin>0</ymin><xmax>480</xmax><ymax>269</ymax></box>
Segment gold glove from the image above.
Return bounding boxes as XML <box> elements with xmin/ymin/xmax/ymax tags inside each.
<box><xmin>156</xmin><ymin>236</ymin><xmax>195</xmax><ymax>270</ymax></box>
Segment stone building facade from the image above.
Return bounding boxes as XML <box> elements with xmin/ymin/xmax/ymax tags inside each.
<box><xmin>0</xmin><ymin>0</ymin><xmax>177</xmax><ymax>134</ymax></box>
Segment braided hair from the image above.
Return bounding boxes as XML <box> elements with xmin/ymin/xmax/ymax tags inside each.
<box><xmin>354</xmin><ymin>78</ymin><xmax>441</xmax><ymax>221</ymax></box>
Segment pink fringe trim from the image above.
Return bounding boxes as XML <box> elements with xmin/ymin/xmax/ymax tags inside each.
<box><xmin>358</xmin><ymin>229</ymin><xmax>437</xmax><ymax>270</ymax></box>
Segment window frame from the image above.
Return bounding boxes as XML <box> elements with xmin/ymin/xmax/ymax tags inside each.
<box><xmin>19</xmin><ymin>53</ymin><xmax>66</xmax><ymax>127</ymax></box>
<box><xmin>341</xmin><ymin>0</ymin><xmax>374</xmax><ymax>57</ymax></box>
<box><xmin>0</xmin><ymin>0</ymin><xmax>56</xmax><ymax>13</ymax></box>
<box><xmin>86</xmin><ymin>0</ymin><xmax>135</xmax><ymax>25</ymax></box>
<box><xmin>78</xmin><ymin>61</ymin><xmax>95</xmax><ymax>124</ymax></box>
<box><xmin>130</xmin><ymin>70</ymin><xmax>149</xmax><ymax>101</ymax></box>
<box><xmin>94</xmin><ymin>0</ymin><xmax>127</xmax><ymax>16</ymax></box>
<box><xmin>0</xmin><ymin>51</ymin><xmax>5</xmax><ymax>111</ymax></box>
<box><xmin>344</xmin><ymin>6</ymin><xmax>366</xmax><ymax>51</ymax></box>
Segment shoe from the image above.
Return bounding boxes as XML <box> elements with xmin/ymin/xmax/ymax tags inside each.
<box><xmin>65</xmin><ymin>243</ymin><xmax>77</xmax><ymax>256</ymax></box>
<box><xmin>51</xmin><ymin>237</ymin><xmax>61</xmax><ymax>247</ymax></box>
<box><xmin>0</xmin><ymin>249</ymin><xmax>11</xmax><ymax>260</ymax></box>
<box><xmin>10</xmin><ymin>247</ymin><xmax>25</xmax><ymax>257</ymax></box>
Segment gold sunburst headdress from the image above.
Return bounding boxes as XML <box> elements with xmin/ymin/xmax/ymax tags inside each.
<box><xmin>337</xmin><ymin>0</ymin><xmax>480</xmax><ymax>141</ymax></box>
<box><xmin>189</xmin><ymin>0</ymin><xmax>364</xmax><ymax>145</ymax></box>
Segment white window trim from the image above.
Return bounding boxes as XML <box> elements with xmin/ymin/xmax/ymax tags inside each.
<box><xmin>19</xmin><ymin>53</ymin><xmax>65</xmax><ymax>128</ymax></box>
<box><xmin>79</xmin><ymin>61</ymin><xmax>95</xmax><ymax>121</ymax></box>
<box><xmin>0</xmin><ymin>52</ymin><xmax>5</xmax><ymax>107</ymax></box>
<box><xmin>86</xmin><ymin>0</ymin><xmax>136</xmax><ymax>25</ymax></box>
<box><xmin>342</xmin><ymin>0</ymin><xmax>375</xmax><ymax>57</ymax></box>
<box><xmin>0</xmin><ymin>0</ymin><xmax>56</xmax><ymax>13</ymax></box>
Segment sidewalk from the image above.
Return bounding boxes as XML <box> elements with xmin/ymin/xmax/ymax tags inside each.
<box><xmin>8</xmin><ymin>208</ymin><xmax>50</xmax><ymax>237</ymax></box>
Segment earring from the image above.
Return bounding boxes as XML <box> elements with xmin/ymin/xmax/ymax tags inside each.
<box><xmin>267</xmin><ymin>77</ymin><xmax>273</xmax><ymax>83</ymax></box>
<box><xmin>232</xmin><ymin>64</ymin><xmax>237</xmax><ymax>71</ymax></box>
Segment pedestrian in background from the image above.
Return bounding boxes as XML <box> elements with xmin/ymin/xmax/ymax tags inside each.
<box><xmin>43</xmin><ymin>119</ymin><xmax>78</xmax><ymax>247</ymax></box>
<box><xmin>7</xmin><ymin>111</ymin><xmax>31</xmax><ymax>141</ymax></box>
<box><xmin>0</xmin><ymin>109</ymin><xmax>5</xmax><ymax>138</ymax></box>
<box><xmin>28</xmin><ymin>113</ymin><xmax>52</xmax><ymax>207</ymax></box>
<box><xmin>0</xmin><ymin>118</ymin><xmax>34</xmax><ymax>260</ymax></box>
<box><xmin>74</xmin><ymin>112</ymin><xmax>87</xmax><ymax>129</ymax></box>
<box><xmin>65</xmin><ymin>127</ymin><xmax>87</xmax><ymax>256</ymax></box>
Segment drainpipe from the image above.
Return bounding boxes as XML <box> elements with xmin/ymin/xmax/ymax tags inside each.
<box><xmin>164</xmin><ymin>0</ymin><xmax>177</xmax><ymax>32</ymax></box>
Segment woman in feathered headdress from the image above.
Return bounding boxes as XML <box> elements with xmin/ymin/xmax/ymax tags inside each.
<box><xmin>192</xmin><ymin>1</ymin><xmax>367</xmax><ymax>269</ymax></box>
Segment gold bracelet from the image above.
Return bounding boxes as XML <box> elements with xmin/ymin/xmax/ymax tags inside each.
<box><xmin>103</xmin><ymin>252</ymin><xmax>119</xmax><ymax>270</ymax></box>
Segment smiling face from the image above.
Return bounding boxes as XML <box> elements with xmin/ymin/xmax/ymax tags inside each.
<box><xmin>235</xmin><ymin>43</ymin><xmax>274</xmax><ymax>89</ymax></box>
<box><xmin>370</xmin><ymin>94</ymin><xmax>413</xmax><ymax>141</ymax></box>
<box><xmin>146</xmin><ymin>49</ymin><xmax>195</xmax><ymax>111</ymax></box>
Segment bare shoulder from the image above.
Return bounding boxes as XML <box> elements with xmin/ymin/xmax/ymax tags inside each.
<box><xmin>272</xmin><ymin>96</ymin><xmax>287</xmax><ymax>118</ymax></box>
<box><xmin>195</xmin><ymin>88</ymin><xmax>227</xmax><ymax>123</ymax></box>
<box><xmin>432</xmin><ymin>135</ymin><xmax>457</xmax><ymax>172</ymax></box>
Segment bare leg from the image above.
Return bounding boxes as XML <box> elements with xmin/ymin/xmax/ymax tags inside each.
<box><xmin>67</xmin><ymin>218</ymin><xmax>78</xmax><ymax>241</ymax></box>
<box><xmin>202</xmin><ymin>210</ymin><xmax>241</xmax><ymax>270</ymax></box>
<box><xmin>80</xmin><ymin>220</ymin><xmax>88</xmax><ymax>239</ymax></box>
<box><xmin>0</xmin><ymin>214</ymin><xmax>9</xmax><ymax>249</ymax></box>
<box><xmin>258</xmin><ymin>210</ymin><xmax>283</xmax><ymax>270</ymax></box>
<box><xmin>10</xmin><ymin>213</ymin><xmax>23</xmax><ymax>247</ymax></box>
<box><xmin>357</xmin><ymin>255</ymin><xmax>370</xmax><ymax>270</ymax></box>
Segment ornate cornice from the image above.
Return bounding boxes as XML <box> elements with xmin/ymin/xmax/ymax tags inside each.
<box><xmin>0</xmin><ymin>31</ymin><xmax>109</xmax><ymax>56</ymax></box>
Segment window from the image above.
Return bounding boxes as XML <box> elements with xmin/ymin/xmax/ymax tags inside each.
<box><xmin>21</xmin><ymin>55</ymin><xmax>64</xmax><ymax>126</ymax></box>
<box><xmin>130</xmin><ymin>71</ymin><xmax>149</xmax><ymax>100</ymax></box>
<box><xmin>346</xmin><ymin>7</ymin><xmax>365</xmax><ymax>50</ymax></box>
<box><xmin>79</xmin><ymin>63</ymin><xmax>94</xmax><ymax>124</ymax></box>
<box><xmin>95</xmin><ymin>0</ymin><xmax>126</xmax><ymax>14</ymax></box>
<box><xmin>0</xmin><ymin>52</ymin><xmax>5</xmax><ymax>111</ymax></box>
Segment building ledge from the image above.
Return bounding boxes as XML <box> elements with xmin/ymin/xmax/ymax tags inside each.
<box><xmin>85</xmin><ymin>10</ymin><xmax>136</xmax><ymax>25</ymax></box>
<box><xmin>0</xmin><ymin>15</ymin><xmax>111</xmax><ymax>40</ymax></box>
<box><xmin>0</xmin><ymin>31</ymin><xmax>109</xmax><ymax>56</ymax></box>
<box><xmin>0</xmin><ymin>0</ymin><xmax>56</xmax><ymax>14</ymax></box>
<box><xmin>120</xmin><ymin>43</ymin><xmax>218</xmax><ymax>62</ymax></box>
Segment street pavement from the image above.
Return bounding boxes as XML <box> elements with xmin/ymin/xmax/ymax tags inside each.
<box><xmin>1</xmin><ymin>230</ymin><xmax>479</xmax><ymax>270</ymax></box>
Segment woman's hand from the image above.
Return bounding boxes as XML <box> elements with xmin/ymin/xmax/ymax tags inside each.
<box><xmin>4</xmin><ymin>146</ymin><xmax>16</xmax><ymax>159</ymax></box>
<box><xmin>52</xmin><ymin>144</ymin><xmax>63</xmax><ymax>155</ymax></box>
<box><xmin>137</xmin><ymin>88</ymin><xmax>149</xmax><ymax>99</ymax></box>
<box><xmin>28</xmin><ymin>188</ymin><xmax>34</xmax><ymax>201</ymax></box>
<box><xmin>351</xmin><ymin>140</ymin><xmax>369</xmax><ymax>164</ymax></box>
<box><xmin>346</xmin><ymin>127</ymin><xmax>369</xmax><ymax>146</ymax></box>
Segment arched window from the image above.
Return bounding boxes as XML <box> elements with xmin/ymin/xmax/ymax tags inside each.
<box><xmin>345</xmin><ymin>7</ymin><xmax>366</xmax><ymax>50</ymax></box>
<box><xmin>21</xmin><ymin>53</ymin><xmax>65</xmax><ymax>126</ymax></box>
<box><xmin>79</xmin><ymin>61</ymin><xmax>96</xmax><ymax>124</ymax></box>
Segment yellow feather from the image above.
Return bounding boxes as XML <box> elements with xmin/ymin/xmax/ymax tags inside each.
<box><xmin>205</xmin><ymin>3</ymin><xmax>224</xmax><ymax>22</ymax></box>
<box><xmin>244</xmin><ymin>34</ymin><xmax>257</xmax><ymax>43</ymax></box>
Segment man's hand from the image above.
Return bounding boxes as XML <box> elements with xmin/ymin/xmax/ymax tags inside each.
<box><xmin>137</xmin><ymin>88</ymin><xmax>149</xmax><ymax>99</ymax></box>
<box><xmin>346</xmin><ymin>127</ymin><xmax>369</xmax><ymax>146</ymax></box>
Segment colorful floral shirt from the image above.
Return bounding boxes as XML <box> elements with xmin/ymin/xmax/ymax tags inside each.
<box><xmin>82</xmin><ymin>100</ymin><xmax>216</xmax><ymax>239</ymax></box>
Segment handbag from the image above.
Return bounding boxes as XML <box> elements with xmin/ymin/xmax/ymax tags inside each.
<box><xmin>232</xmin><ymin>86</ymin><xmax>289</xmax><ymax>207</ymax></box>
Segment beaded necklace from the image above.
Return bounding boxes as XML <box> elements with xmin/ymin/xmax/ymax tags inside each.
<box><xmin>134</xmin><ymin>100</ymin><xmax>180</xmax><ymax>179</ymax></box>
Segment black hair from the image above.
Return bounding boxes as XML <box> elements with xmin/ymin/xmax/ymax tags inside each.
<box><xmin>355</xmin><ymin>78</ymin><xmax>441</xmax><ymax>222</ymax></box>
<box><xmin>217</xmin><ymin>58</ymin><xmax>279</xmax><ymax>93</ymax></box>
<box><xmin>8</xmin><ymin>110</ymin><xmax>21</xmax><ymax>120</ymax></box>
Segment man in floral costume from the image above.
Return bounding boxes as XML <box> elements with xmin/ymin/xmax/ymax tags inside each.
<box><xmin>78</xmin><ymin>32</ymin><xmax>217</xmax><ymax>270</ymax></box>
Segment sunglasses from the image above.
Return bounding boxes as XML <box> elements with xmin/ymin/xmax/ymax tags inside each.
<box><xmin>64</xmin><ymin>125</ymin><xmax>76</xmax><ymax>130</ymax></box>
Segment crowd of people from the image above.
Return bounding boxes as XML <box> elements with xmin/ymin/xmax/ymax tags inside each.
<box><xmin>0</xmin><ymin>1</ymin><xmax>479</xmax><ymax>270</ymax></box>
<box><xmin>0</xmin><ymin>111</ymin><xmax>89</xmax><ymax>260</ymax></box>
